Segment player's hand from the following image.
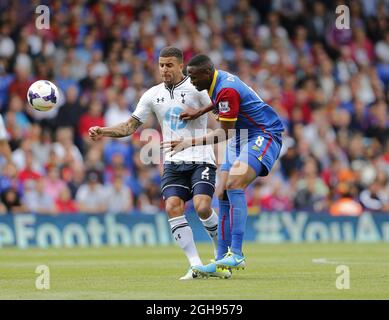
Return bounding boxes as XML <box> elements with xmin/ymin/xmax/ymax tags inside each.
<box><xmin>180</xmin><ymin>107</ymin><xmax>202</xmax><ymax>120</ymax></box>
<box><xmin>161</xmin><ymin>137</ymin><xmax>193</xmax><ymax>156</ymax></box>
<box><xmin>88</xmin><ymin>126</ymin><xmax>103</xmax><ymax>141</ymax></box>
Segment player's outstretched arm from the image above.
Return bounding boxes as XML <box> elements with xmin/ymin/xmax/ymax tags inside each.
<box><xmin>180</xmin><ymin>103</ymin><xmax>214</xmax><ymax>120</ymax></box>
<box><xmin>89</xmin><ymin>117</ymin><xmax>142</xmax><ymax>141</ymax></box>
<box><xmin>161</xmin><ymin>120</ymin><xmax>235</xmax><ymax>155</ymax></box>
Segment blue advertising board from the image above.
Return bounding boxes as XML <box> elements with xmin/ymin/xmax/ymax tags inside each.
<box><xmin>0</xmin><ymin>211</ymin><xmax>388</xmax><ymax>249</ymax></box>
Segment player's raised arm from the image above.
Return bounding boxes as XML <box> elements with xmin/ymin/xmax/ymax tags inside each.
<box><xmin>88</xmin><ymin>117</ymin><xmax>142</xmax><ymax>141</ymax></box>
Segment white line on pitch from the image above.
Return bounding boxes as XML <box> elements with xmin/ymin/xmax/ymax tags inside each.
<box><xmin>312</xmin><ymin>258</ymin><xmax>342</xmax><ymax>265</ymax></box>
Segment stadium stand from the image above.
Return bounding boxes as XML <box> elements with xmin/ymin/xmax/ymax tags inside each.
<box><xmin>0</xmin><ymin>0</ymin><xmax>388</xmax><ymax>215</ymax></box>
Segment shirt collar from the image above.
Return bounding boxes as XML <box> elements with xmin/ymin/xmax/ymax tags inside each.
<box><xmin>164</xmin><ymin>75</ymin><xmax>188</xmax><ymax>90</ymax></box>
<box><xmin>208</xmin><ymin>69</ymin><xmax>218</xmax><ymax>97</ymax></box>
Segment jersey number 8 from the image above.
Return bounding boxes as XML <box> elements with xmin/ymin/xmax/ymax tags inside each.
<box><xmin>255</xmin><ymin>136</ymin><xmax>265</xmax><ymax>148</ymax></box>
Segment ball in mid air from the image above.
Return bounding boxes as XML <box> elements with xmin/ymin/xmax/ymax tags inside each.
<box><xmin>27</xmin><ymin>80</ymin><xmax>59</xmax><ymax>111</ymax></box>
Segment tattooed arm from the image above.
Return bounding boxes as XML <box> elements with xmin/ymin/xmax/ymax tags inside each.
<box><xmin>88</xmin><ymin>117</ymin><xmax>142</xmax><ymax>140</ymax></box>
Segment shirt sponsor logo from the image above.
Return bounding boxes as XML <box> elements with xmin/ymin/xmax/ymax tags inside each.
<box><xmin>165</xmin><ymin>106</ymin><xmax>187</xmax><ymax>130</ymax></box>
<box><xmin>218</xmin><ymin>101</ymin><xmax>230</xmax><ymax>113</ymax></box>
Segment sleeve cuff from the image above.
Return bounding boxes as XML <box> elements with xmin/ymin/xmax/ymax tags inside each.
<box><xmin>218</xmin><ymin>117</ymin><xmax>237</xmax><ymax>122</ymax></box>
<box><xmin>131</xmin><ymin>114</ymin><xmax>143</xmax><ymax>123</ymax></box>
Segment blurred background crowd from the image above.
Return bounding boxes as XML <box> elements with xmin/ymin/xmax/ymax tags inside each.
<box><xmin>0</xmin><ymin>0</ymin><xmax>388</xmax><ymax>216</ymax></box>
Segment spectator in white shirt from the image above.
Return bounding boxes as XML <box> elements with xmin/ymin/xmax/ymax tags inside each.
<box><xmin>76</xmin><ymin>170</ymin><xmax>107</xmax><ymax>214</ymax></box>
<box><xmin>0</xmin><ymin>114</ymin><xmax>13</xmax><ymax>166</ymax></box>
<box><xmin>23</xmin><ymin>178</ymin><xmax>57</xmax><ymax>215</ymax></box>
<box><xmin>375</xmin><ymin>30</ymin><xmax>389</xmax><ymax>64</ymax></box>
<box><xmin>105</xmin><ymin>176</ymin><xmax>134</xmax><ymax>213</ymax></box>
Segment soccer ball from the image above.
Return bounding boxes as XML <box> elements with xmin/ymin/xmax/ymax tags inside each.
<box><xmin>27</xmin><ymin>80</ymin><xmax>59</xmax><ymax>111</ymax></box>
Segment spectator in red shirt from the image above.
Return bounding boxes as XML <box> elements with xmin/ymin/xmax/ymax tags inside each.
<box><xmin>281</xmin><ymin>72</ymin><xmax>297</xmax><ymax>121</ymax></box>
<box><xmin>103</xmin><ymin>62</ymin><xmax>129</xmax><ymax>90</ymax></box>
<box><xmin>247</xmin><ymin>179</ymin><xmax>292</xmax><ymax>214</ymax></box>
<box><xmin>8</xmin><ymin>66</ymin><xmax>34</xmax><ymax>102</ymax></box>
<box><xmin>55</xmin><ymin>185</ymin><xmax>78</xmax><ymax>214</ymax></box>
<box><xmin>349</xmin><ymin>27</ymin><xmax>374</xmax><ymax>66</ymax></box>
<box><xmin>18</xmin><ymin>150</ymin><xmax>41</xmax><ymax>185</ymax></box>
<box><xmin>78</xmin><ymin>99</ymin><xmax>105</xmax><ymax>148</ymax></box>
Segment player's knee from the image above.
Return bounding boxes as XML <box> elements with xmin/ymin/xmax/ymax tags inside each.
<box><xmin>166</xmin><ymin>205</ymin><xmax>183</xmax><ymax>217</ymax></box>
<box><xmin>226</xmin><ymin>178</ymin><xmax>245</xmax><ymax>190</ymax></box>
<box><xmin>194</xmin><ymin>202</ymin><xmax>212</xmax><ymax>219</ymax></box>
<box><xmin>165</xmin><ymin>198</ymin><xmax>184</xmax><ymax>217</ymax></box>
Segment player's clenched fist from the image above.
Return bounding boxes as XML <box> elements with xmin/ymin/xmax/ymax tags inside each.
<box><xmin>88</xmin><ymin>126</ymin><xmax>103</xmax><ymax>141</ymax></box>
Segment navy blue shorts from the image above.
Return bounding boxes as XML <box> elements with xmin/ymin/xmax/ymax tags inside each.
<box><xmin>161</xmin><ymin>163</ymin><xmax>217</xmax><ymax>202</ymax></box>
<box><xmin>221</xmin><ymin>132</ymin><xmax>282</xmax><ymax>177</ymax></box>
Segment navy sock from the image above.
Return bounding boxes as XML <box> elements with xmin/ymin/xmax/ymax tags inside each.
<box><xmin>226</xmin><ymin>189</ymin><xmax>247</xmax><ymax>256</ymax></box>
<box><xmin>217</xmin><ymin>200</ymin><xmax>231</xmax><ymax>260</ymax></box>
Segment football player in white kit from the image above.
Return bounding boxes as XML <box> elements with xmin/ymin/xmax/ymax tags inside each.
<box><xmin>89</xmin><ymin>47</ymin><xmax>231</xmax><ymax>280</ymax></box>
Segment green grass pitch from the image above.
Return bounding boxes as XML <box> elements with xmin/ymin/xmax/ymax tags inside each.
<box><xmin>0</xmin><ymin>243</ymin><xmax>388</xmax><ymax>300</ymax></box>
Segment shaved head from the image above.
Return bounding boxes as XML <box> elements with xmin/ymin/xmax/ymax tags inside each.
<box><xmin>187</xmin><ymin>54</ymin><xmax>214</xmax><ymax>72</ymax></box>
<box><xmin>186</xmin><ymin>54</ymin><xmax>215</xmax><ymax>92</ymax></box>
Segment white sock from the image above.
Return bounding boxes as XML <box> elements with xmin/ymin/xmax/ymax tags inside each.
<box><xmin>200</xmin><ymin>209</ymin><xmax>218</xmax><ymax>259</ymax></box>
<box><xmin>168</xmin><ymin>215</ymin><xmax>202</xmax><ymax>266</ymax></box>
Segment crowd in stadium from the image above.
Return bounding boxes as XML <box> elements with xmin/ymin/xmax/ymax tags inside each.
<box><xmin>0</xmin><ymin>0</ymin><xmax>388</xmax><ymax>215</ymax></box>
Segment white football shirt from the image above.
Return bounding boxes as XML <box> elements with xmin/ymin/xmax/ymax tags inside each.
<box><xmin>132</xmin><ymin>76</ymin><xmax>215</xmax><ymax>164</ymax></box>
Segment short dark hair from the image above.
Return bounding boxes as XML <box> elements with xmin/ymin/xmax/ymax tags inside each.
<box><xmin>187</xmin><ymin>54</ymin><xmax>214</xmax><ymax>71</ymax></box>
<box><xmin>159</xmin><ymin>46</ymin><xmax>183</xmax><ymax>62</ymax></box>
